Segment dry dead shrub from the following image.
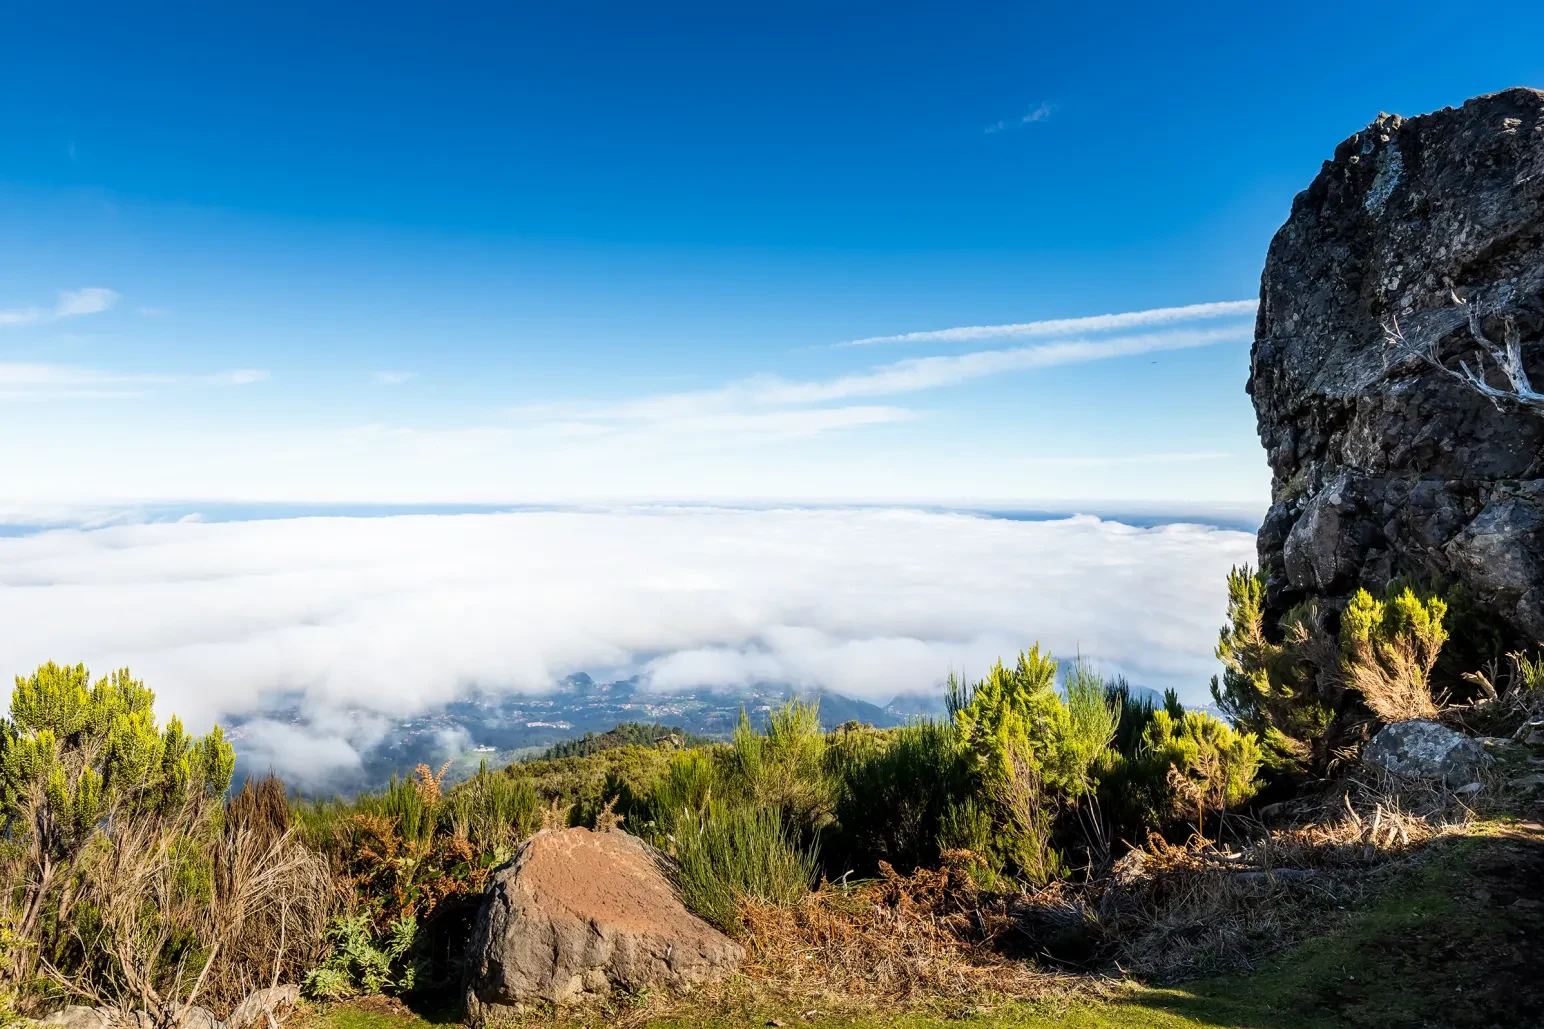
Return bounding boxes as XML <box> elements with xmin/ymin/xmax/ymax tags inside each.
<box><xmin>412</xmin><ymin>762</ymin><xmax>453</xmax><ymax>806</ymax></box>
<box><xmin>37</xmin><ymin>778</ymin><xmax>334</xmax><ymax>1022</ymax></box>
<box><xmin>1457</xmin><ymin>650</ymin><xmax>1544</xmax><ymax>737</ymax></box>
<box><xmin>729</xmin><ymin>764</ymin><xmax>1491</xmax><ymax>1005</ymax></box>
<box><xmin>202</xmin><ymin>777</ymin><xmax>334</xmax><ymax>1014</ymax></box>
<box><xmin>737</xmin><ymin>852</ymin><xmax>1094</xmax><ymax>1006</ymax></box>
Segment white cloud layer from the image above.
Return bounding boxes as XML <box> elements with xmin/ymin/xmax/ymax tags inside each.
<box><xmin>0</xmin><ymin>508</ymin><xmax>1253</xmax><ymax>782</ymax></box>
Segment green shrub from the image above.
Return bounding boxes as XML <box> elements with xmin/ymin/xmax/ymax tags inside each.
<box><xmin>508</xmin><ymin>744</ymin><xmax>676</xmax><ymax>826</ymax></box>
<box><xmin>728</xmin><ymin>699</ymin><xmax>835</xmax><ymax>836</ymax></box>
<box><xmin>943</xmin><ymin>646</ymin><xmax>1128</xmax><ymax>882</ymax></box>
<box><xmin>0</xmin><ymin>664</ymin><xmax>235</xmax><ymax>993</ymax></box>
<box><xmin>444</xmin><ymin>765</ymin><xmax>540</xmax><ymax>860</ymax></box>
<box><xmin>302</xmin><ymin>913</ymin><xmax>423</xmax><ymax>1000</ymax></box>
<box><xmin>948</xmin><ymin>646</ymin><xmax>1113</xmax><ymax>798</ymax></box>
<box><xmin>1339</xmin><ymin>585</ymin><xmax>1448</xmax><ymax>722</ymax></box>
<box><xmin>1061</xmin><ymin>657</ymin><xmax>1121</xmax><ymax>784</ymax></box>
<box><xmin>643</xmin><ymin>749</ymin><xmax>718</xmax><ymax>828</ymax></box>
<box><xmin>1142</xmin><ymin>709</ymin><xmax>1263</xmax><ymax>839</ymax></box>
<box><xmin>668</xmin><ymin>802</ymin><xmax>819</xmax><ymax>933</ymax></box>
<box><xmin>1210</xmin><ymin>566</ymin><xmax>1336</xmax><ymax>769</ymax></box>
<box><xmin>828</xmin><ymin>719</ymin><xmax>966</xmax><ymax>874</ymax></box>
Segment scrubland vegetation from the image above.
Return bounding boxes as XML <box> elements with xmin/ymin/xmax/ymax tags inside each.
<box><xmin>3</xmin><ymin>566</ymin><xmax>1542</xmax><ymax>1027</ymax></box>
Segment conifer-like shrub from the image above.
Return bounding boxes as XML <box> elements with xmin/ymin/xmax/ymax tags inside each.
<box><xmin>1211</xmin><ymin>566</ymin><xmax>1340</xmax><ymax>769</ymax></box>
<box><xmin>729</xmin><ymin>699</ymin><xmax>834</xmax><ymax>836</ymax></box>
<box><xmin>0</xmin><ymin>665</ymin><xmax>238</xmax><ymax>1002</ymax></box>
<box><xmin>1140</xmin><ymin>709</ymin><xmax>1263</xmax><ymax>839</ymax></box>
<box><xmin>1339</xmin><ymin>585</ymin><xmax>1449</xmax><ymax>722</ymax></box>
<box><xmin>943</xmin><ymin>647</ymin><xmax>1122</xmax><ymax>882</ymax></box>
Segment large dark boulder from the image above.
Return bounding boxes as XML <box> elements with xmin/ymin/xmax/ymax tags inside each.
<box><xmin>1251</xmin><ymin>87</ymin><xmax>1544</xmax><ymax>643</ymax></box>
<box><xmin>463</xmin><ymin>827</ymin><xmax>742</xmax><ymax>1019</ymax></box>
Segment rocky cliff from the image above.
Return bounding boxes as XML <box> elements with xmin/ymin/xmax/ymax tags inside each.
<box><xmin>1251</xmin><ymin>87</ymin><xmax>1544</xmax><ymax>645</ymax></box>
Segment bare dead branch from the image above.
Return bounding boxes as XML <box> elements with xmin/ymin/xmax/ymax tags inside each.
<box><xmin>1383</xmin><ymin>292</ymin><xmax>1544</xmax><ymax>413</ymax></box>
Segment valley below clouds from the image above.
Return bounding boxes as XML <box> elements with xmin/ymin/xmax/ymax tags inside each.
<box><xmin>0</xmin><ymin>506</ymin><xmax>1254</xmax><ymax>786</ymax></box>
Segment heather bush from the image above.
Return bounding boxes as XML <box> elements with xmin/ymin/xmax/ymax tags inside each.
<box><xmin>728</xmin><ymin>699</ymin><xmax>835</xmax><ymax>836</ymax></box>
<box><xmin>1339</xmin><ymin>584</ymin><xmax>1449</xmax><ymax>722</ymax></box>
<box><xmin>828</xmin><ymin>718</ymin><xmax>967</xmax><ymax>874</ymax></box>
<box><xmin>1140</xmin><ymin>709</ymin><xmax>1263</xmax><ymax>839</ymax></box>
<box><xmin>1211</xmin><ymin>566</ymin><xmax>1340</xmax><ymax>770</ymax></box>
<box><xmin>668</xmin><ymin>802</ymin><xmax>819</xmax><ymax>934</ymax></box>
<box><xmin>0</xmin><ymin>665</ymin><xmax>332</xmax><ymax>1022</ymax></box>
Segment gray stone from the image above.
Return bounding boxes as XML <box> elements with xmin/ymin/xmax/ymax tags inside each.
<box><xmin>225</xmin><ymin>986</ymin><xmax>299</xmax><ymax>1029</ymax></box>
<box><xmin>1250</xmin><ymin>87</ymin><xmax>1544</xmax><ymax>648</ymax></box>
<box><xmin>36</xmin><ymin>1008</ymin><xmax>112</xmax><ymax>1029</ymax></box>
<box><xmin>1362</xmin><ymin>719</ymin><xmax>1490</xmax><ymax>785</ymax></box>
<box><xmin>464</xmin><ymin>827</ymin><xmax>743</xmax><ymax>1020</ymax></box>
<box><xmin>177</xmin><ymin>1008</ymin><xmax>224</xmax><ymax>1029</ymax></box>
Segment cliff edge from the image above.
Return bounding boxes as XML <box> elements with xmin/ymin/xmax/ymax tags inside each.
<box><xmin>1252</xmin><ymin>87</ymin><xmax>1544</xmax><ymax>643</ymax></box>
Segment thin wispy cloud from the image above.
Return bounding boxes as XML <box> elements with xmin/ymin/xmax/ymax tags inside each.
<box><xmin>372</xmin><ymin>371</ymin><xmax>417</xmax><ymax>385</ymax></box>
<box><xmin>209</xmin><ymin>369</ymin><xmax>270</xmax><ymax>385</ymax></box>
<box><xmin>0</xmin><ymin>363</ymin><xmax>268</xmax><ymax>402</ymax></box>
<box><xmin>0</xmin><ymin>287</ymin><xmax>121</xmax><ymax>327</ymax></box>
<box><xmin>1016</xmin><ymin>451</ymin><xmax>1231</xmax><ymax>469</ymax></box>
<box><xmin>985</xmin><ymin>101</ymin><xmax>1055</xmax><ymax>134</ymax></box>
<box><xmin>578</xmin><ymin>323</ymin><xmax>1252</xmax><ymax>427</ymax></box>
<box><xmin>837</xmin><ymin>300</ymin><xmax>1258</xmax><ymax>348</ymax></box>
<box><xmin>54</xmin><ymin>288</ymin><xmax>120</xmax><ymax>318</ymax></box>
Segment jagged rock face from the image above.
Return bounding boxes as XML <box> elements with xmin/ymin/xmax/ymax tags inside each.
<box><xmin>1251</xmin><ymin>87</ymin><xmax>1544</xmax><ymax>641</ymax></box>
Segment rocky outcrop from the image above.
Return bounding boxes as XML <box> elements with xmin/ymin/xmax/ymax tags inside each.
<box><xmin>1251</xmin><ymin>87</ymin><xmax>1544</xmax><ymax>643</ymax></box>
<box><xmin>1362</xmin><ymin>719</ymin><xmax>1490</xmax><ymax>785</ymax></box>
<box><xmin>463</xmin><ymin>827</ymin><xmax>742</xmax><ymax>1020</ymax></box>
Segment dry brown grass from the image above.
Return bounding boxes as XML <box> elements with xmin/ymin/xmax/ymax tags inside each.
<box><xmin>33</xmin><ymin>777</ymin><xmax>334</xmax><ymax>1022</ymax></box>
<box><xmin>1096</xmin><ymin>766</ymin><xmax>1497</xmax><ymax>982</ymax></box>
<box><xmin>710</xmin><ymin>767</ymin><xmax>1503</xmax><ymax>1010</ymax></box>
<box><xmin>737</xmin><ymin>854</ymin><xmax>1094</xmax><ymax>1006</ymax></box>
<box><xmin>1344</xmin><ymin>650</ymin><xmax>1441</xmax><ymax>722</ymax></box>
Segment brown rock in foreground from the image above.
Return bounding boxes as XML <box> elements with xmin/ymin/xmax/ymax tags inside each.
<box><xmin>1251</xmin><ymin>87</ymin><xmax>1544</xmax><ymax>641</ymax></box>
<box><xmin>463</xmin><ymin>827</ymin><xmax>743</xmax><ymax>1018</ymax></box>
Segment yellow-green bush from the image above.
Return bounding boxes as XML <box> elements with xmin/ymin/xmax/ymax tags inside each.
<box><xmin>1140</xmin><ymin>709</ymin><xmax>1263</xmax><ymax>838</ymax></box>
<box><xmin>1339</xmin><ymin>585</ymin><xmax>1448</xmax><ymax>722</ymax></box>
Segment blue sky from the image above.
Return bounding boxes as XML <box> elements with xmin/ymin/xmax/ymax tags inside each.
<box><xmin>4</xmin><ymin>2</ymin><xmax>1543</xmax><ymax>507</ymax></box>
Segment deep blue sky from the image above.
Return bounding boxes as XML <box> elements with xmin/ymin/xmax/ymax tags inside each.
<box><xmin>3</xmin><ymin>2</ymin><xmax>1542</xmax><ymax>506</ymax></box>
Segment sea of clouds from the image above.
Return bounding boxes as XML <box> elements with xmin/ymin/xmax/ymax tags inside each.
<box><xmin>0</xmin><ymin>506</ymin><xmax>1255</xmax><ymax>785</ymax></box>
